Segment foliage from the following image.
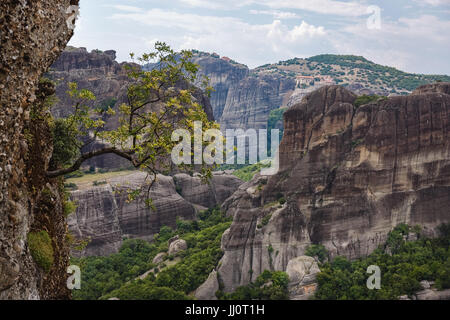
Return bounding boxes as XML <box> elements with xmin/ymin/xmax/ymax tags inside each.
<box><xmin>314</xmin><ymin>223</ymin><xmax>450</xmax><ymax>300</ymax></box>
<box><xmin>71</xmin><ymin>239</ymin><xmax>156</xmax><ymax>300</ymax></box>
<box><xmin>92</xmin><ymin>180</ymin><xmax>107</xmax><ymax>186</ymax></box>
<box><xmin>305</xmin><ymin>244</ymin><xmax>328</xmax><ymax>263</ymax></box>
<box><xmin>73</xmin><ymin>207</ymin><xmax>231</xmax><ymax>300</ymax></box>
<box><xmin>51</xmin><ymin>118</ymin><xmax>81</xmax><ymax>167</ymax></box>
<box><xmin>100</xmin><ymin>282</ymin><xmax>189</xmax><ymax>300</ymax></box>
<box><xmin>64</xmin><ymin>182</ymin><xmax>78</xmax><ymax>190</ymax></box>
<box><xmin>27</xmin><ymin>230</ymin><xmax>54</xmax><ymax>273</ymax></box>
<box><xmin>218</xmin><ymin>270</ymin><xmax>290</xmax><ymax>300</ymax></box>
<box><xmin>48</xmin><ymin>42</ymin><xmax>217</xmax><ymax>189</ymax></box>
<box><xmin>232</xmin><ymin>162</ymin><xmax>271</xmax><ymax>182</ymax></box>
<box><xmin>306</xmin><ymin>54</ymin><xmax>450</xmax><ymax>91</ymax></box>
<box><xmin>63</xmin><ymin>200</ymin><xmax>77</xmax><ymax>217</ymax></box>
<box><xmin>354</xmin><ymin>95</ymin><xmax>385</xmax><ymax>108</ymax></box>
<box><xmin>261</xmin><ymin>214</ymin><xmax>272</xmax><ymax>227</ymax></box>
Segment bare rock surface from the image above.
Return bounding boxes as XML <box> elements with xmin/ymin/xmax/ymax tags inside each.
<box><xmin>69</xmin><ymin>172</ymin><xmax>242</xmax><ymax>256</ymax></box>
<box><xmin>0</xmin><ymin>0</ymin><xmax>76</xmax><ymax>299</ymax></box>
<box><xmin>168</xmin><ymin>238</ymin><xmax>188</xmax><ymax>256</ymax></box>
<box><xmin>199</xmin><ymin>84</ymin><xmax>450</xmax><ymax>296</ymax></box>
<box><xmin>194</xmin><ymin>270</ymin><xmax>219</xmax><ymax>301</ymax></box>
<box><xmin>152</xmin><ymin>252</ymin><xmax>167</xmax><ymax>265</ymax></box>
<box><xmin>286</xmin><ymin>256</ymin><xmax>320</xmax><ymax>300</ymax></box>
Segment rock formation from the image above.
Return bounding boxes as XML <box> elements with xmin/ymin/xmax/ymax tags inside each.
<box><xmin>286</xmin><ymin>256</ymin><xmax>320</xmax><ymax>300</ymax></box>
<box><xmin>47</xmin><ymin>47</ymin><xmax>215</xmax><ymax>170</ymax></box>
<box><xmin>0</xmin><ymin>0</ymin><xmax>77</xmax><ymax>300</ymax></box>
<box><xmin>193</xmin><ymin>54</ymin><xmax>296</xmax><ymax>131</ymax></box>
<box><xmin>168</xmin><ymin>236</ymin><xmax>188</xmax><ymax>256</ymax></box>
<box><xmin>68</xmin><ymin>171</ymin><xmax>242</xmax><ymax>256</ymax></box>
<box><xmin>198</xmin><ymin>83</ymin><xmax>450</xmax><ymax>297</ymax></box>
<box><xmin>193</xmin><ymin>54</ymin><xmax>249</xmax><ymax>121</ymax></box>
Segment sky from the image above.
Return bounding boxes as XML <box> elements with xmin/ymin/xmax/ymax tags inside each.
<box><xmin>69</xmin><ymin>0</ymin><xmax>450</xmax><ymax>75</ymax></box>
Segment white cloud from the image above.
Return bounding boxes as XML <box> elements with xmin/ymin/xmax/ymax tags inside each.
<box><xmin>332</xmin><ymin>14</ymin><xmax>450</xmax><ymax>73</ymax></box>
<box><xmin>413</xmin><ymin>0</ymin><xmax>450</xmax><ymax>6</ymax></box>
<box><xmin>109</xmin><ymin>5</ymin><xmax>142</xmax><ymax>13</ymax></box>
<box><xmin>109</xmin><ymin>8</ymin><xmax>327</xmax><ymax>67</ymax></box>
<box><xmin>249</xmin><ymin>9</ymin><xmax>301</xmax><ymax>19</ymax></box>
<box><xmin>259</xmin><ymin>0</ymin><xmax>369</xmax><ymax>16</ymax></box>
<box><xmin>178</xmin><ymin>0</ymin><xmax>371</xmax><ymax>16</ymax></box>
<box><xmin>176</xmin><ymin>0</ymin><xmax>375</xmax><ymax>16</ymax></box>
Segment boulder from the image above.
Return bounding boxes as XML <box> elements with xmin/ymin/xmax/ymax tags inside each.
<box><xmin>195</xmin><ymin>270</ymin><xmax>219</xmax><ymax>300</ymax></box>
<box><xmin>168</xmin><ymin>238</ymin><xmax>188</xmax><ymax>256</ymax></box>
<box><xmin>152</xmin><ymin>252</ymin><xmax>167</xmax><ymax>265</ymax></box>
<box><xmin>286</xmin><ymin>256</ymin><xmax>321</xmax><ymax>300</ymax></box>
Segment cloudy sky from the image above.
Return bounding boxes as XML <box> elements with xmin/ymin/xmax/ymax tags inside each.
<box><xmin>69</xmin><ymin>0</ymin><xmax>450</xmax><ymax>75</ymax></box>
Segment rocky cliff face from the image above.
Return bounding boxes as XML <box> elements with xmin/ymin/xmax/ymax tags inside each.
<box><xmin>193</xmin><ymin>55</ymin><xmax>249</xmax><ymax>121</ymax></box>
<box><xmin>220</xmin><ymin>74</ymin><xmax>296</xmax><ymax>130</ymax></box>
<box><xmin>199</xmin><ymin>83</ymin><xmax>450</xmax><ymax>296</ymax></box>
<box><xmin>48</xmin><ymin>47</ymin><xmax>135</xmax><ymax>170</ymax></box>
<box><xmin>194</xmin><ymin>54</ymin><xmax>296</xmax><ymax>131</ymax></box>
<box><xmin>47</xmin><ymin>48</ymin><xmax>215</xmax><ymax>170</ymax></box>
<box><xmin>0</xmin><ymin>0</ymin><xmax>76</xmax><ymax>300</ymax></box>
<box><xmin>48</xmin><ymin>47</ymin><xmax>128</xmax><ymax>119</ymax></box>
<box><xmin>69</xmin><ymin>172</ymin><xmax>242</xmax><ymax>256</ymax></box>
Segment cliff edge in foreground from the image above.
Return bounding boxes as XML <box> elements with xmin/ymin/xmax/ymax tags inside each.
<box><xmin>199</xmin><ymin>83</ymin><xmax>450</xmax><ymax>296</ymax></box>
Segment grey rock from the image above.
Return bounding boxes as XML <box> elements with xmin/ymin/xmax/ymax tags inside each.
<box><xmin>152</xmin><ymin>252</ymin><xmax>167</xmax><ymax>265</ymax></box>
<box><xmin>415</xmin><ymin>289</ymin><xmax>450</xmax><ymax>300</ymax></box>
<box><xmin>69</xmin><ymin>172</ymin><xmax>242</xmax><ymax>256</ymax></box>
<box><xmin>286</xmin><ymin>256</ymin><xmax>320</xmax><ymax>287</ymax></box>
<box><xmin>168</xmin><ymin>239</ymin><xmax>187</xmax><ymax>256</ymax></box>
<box><xmin>195</xmin><ymin>270</ymin><xmax>219</xmax><ymax>300</ymax></box>
<box><xmin>286</xmin><ymin>256</ymin><xmax>320</xmax><ymax>300</ymax></box>
<box><xmin>0</xmin><ymin>0</ymin><xmax>75</xmax><ymax>300</ymax></box>
<box><xmin>420</xmin><ymin>280</ymin><xmax>431</xmax><ymax>290</ymax></box>
<box><xmin>209</xmin><ymin>84</ymin><xmax>450</xmax><ymax>294</ymax></box>
<box><xmin>173</xmin><ymin>173</ymin><xmax>243</xmax><ymax>209</ymax></box>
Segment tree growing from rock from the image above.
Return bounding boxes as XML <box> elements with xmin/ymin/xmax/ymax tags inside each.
<box><xmin>47</xmin><ymin>42</ymin><xmax>217</xmax><ymax>200</ymax></box>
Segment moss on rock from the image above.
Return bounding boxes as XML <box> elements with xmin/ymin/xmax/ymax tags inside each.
<box><xmin>27</xmin><ymin>230</ymin><xmax>54</xmax><ymax>273</ymax></box>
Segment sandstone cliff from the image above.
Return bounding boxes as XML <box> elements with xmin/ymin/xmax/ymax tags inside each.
<box><xmin>194</xmin><ymin>53</ymin><xmax>296</xmax><ymax>131</ymax></box>
<box><xmin>69</xmin><ymin>172</ymin><xmax>242</xmax><ymax>256</ymax></box>
<box><xmin>0</xmin><ymin>0</ymin><xmax>77</xmax><ymax>299</ymax></box>
<box><xmin>199</xmin><ymin>83</ymin><xmax>450</xmax><ymax>296</ymax></box>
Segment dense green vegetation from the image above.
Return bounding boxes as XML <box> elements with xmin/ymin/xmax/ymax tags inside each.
<box><xmin>314</xmin><ymin>223</ymin><xmax>450</xmax><ymax>300</ymax></box>
<box><xmin>232</xmin><ymin>162</ymin><xmax>271</xmax><ymax>182</ymax></box>
<box><xmin>307</xmin><ymin>54</ymin><xmax>450</xmax><ymax>91</ymax></box>
<box><xmin>51</xmin><ymin>118</ymin><xmax>81</xmax><ymax>168</ymax></box>
<box><xmin>267</xmin><ymin>107</ymin><xmax>286</xmax><ymax>153</ymax></box>
<box><xmin>305</xmin><ymin>244</ymin><xmax>328</xmax><ymax>263</ymax></box>
<box><xmin>72</xmin><ymin>208</ymin><xmax>231</xmax><ymax>300</ymax></box>
<box><xmin>217</xmin><ymin>270</ymin><xmax>290</xmax><ymax>300</ymax></box>
<box><xmin>28</xmin><ymin>230</ymin><xmax>54</xmax><ymax>273</ymax></box>
<box><xmin>354</xmin><ymin>94</ymin><xmax>387</xmax><ymax>108</ymax></box>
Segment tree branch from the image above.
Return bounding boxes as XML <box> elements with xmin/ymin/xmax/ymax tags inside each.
<box><xmin>46</xmin><ymin>147</ymin><xmax>136</xmax><ymax>178</ymax></box>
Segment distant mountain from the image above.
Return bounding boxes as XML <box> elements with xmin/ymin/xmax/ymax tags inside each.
<box><xmin>192</xmin><ymin>51</ymin><xmax>450</xmax><ymax>131</ymax></box>
<box><xmin>257</xmin><ymin>54</ymin><xmax>450</xmax><ymax>94</ymax></box>
<box><xmin>49</xmin><ymin>47</ymin><xmax>450</xmax><ymax>135</ymax></box>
